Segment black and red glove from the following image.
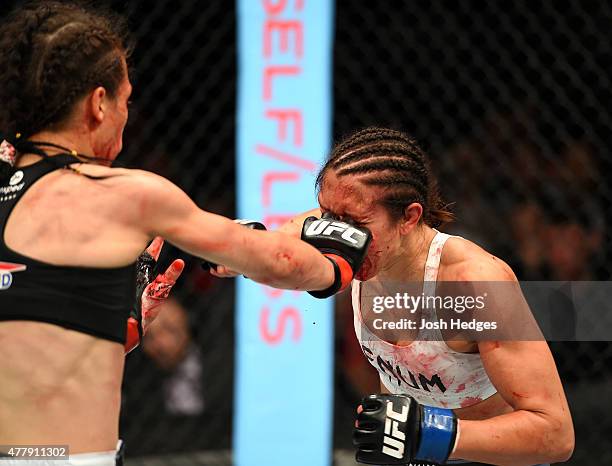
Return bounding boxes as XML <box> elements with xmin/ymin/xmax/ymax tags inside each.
<box><xmin>301</xmin><ymin>215</ymin><xmax>371</xmax><ymax>298</ymax></box>
<box><xmin>125</xmin><ymin>237</ymin><xmax>185</xmax><ymax>354</ymax></box>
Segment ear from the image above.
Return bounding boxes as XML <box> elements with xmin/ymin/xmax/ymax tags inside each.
<box><xmin>398</xmin><ymin>202</ymin><xmax>423</xmax><ymax>234</ymax></box>
<box><xmin>88</xmin><ymin>86</ymin><xmax>107</xmax><ymax>125</ymax></box>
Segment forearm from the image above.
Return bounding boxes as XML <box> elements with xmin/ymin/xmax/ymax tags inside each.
<box><xmin>452</xmin><ymin>410</ymin><xmax>573</xmax><ymax>465</ymax></box>
<box><xmin>277</xmin><ymin>208</ymin><xmax>321</xmax><ymax>237</ymax></box>
<box><xmin>240</xmin><ymin>230</ymin><xmax>336</xmax><ymax>291</ymax></box>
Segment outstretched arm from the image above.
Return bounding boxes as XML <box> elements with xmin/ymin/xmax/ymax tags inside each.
<box><xmin>210</xmin><ymin>209</ymin><xmax>323</xmax><ymax>277</ymax></box>
<box><xmin>131</xmin><ymin>172</ymin><xmax>334</xmax><ymax>292</ymax></box>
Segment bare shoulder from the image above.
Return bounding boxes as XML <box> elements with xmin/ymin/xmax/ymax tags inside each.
<box><xmin>77</xmin><ymin>165</ymin><xmax>178</xmax><ymax>197</ymax></box>
<box><xmin>439</xmin><ymin>234</ymin><xmax>517</xmax><ymax>282</ymax></box>
<box><xmin>72</xmin><ymin>165</ymin><xmax>191</xmax><ymax>226</ymax></box>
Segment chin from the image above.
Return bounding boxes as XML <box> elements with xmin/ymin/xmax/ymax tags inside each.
<box><xmin>354</xmin><ymin>252</ymin><xmax>381</xmax><ymax>281</ymax></box>
<box><xmin>355</xmin><ymin>263</ymin><xmax>376</xmax><ymax>281</ymax></box>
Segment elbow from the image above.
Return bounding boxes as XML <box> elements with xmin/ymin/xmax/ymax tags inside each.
<box><xmin>553</xmin><ymin>412</ymin><xmax>575</xmax><ymax>463</ymax></box>
<box><xmin>538</xmin><ymin>414</ymin><xmax>575</xmax><ymax>463</ymax></box>
<box><xmin>545</xmin><ymin>438</ymin><xmax>574</xmax><ymax>464</ymax></box>
<box><xmin>553</xmin><ymin>430</ymin><xmax>574</xmax><ymax>463</ymax></box>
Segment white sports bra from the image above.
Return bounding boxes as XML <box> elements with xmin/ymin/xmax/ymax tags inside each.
<box><xmin>352</xmin><ymin>231</ymin><xmax>497</xmax><ymax>409</ymax></box>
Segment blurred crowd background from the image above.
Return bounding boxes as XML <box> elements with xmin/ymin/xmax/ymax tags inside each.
<box><xmin>4</xmin><ymin>1</ymin><xmax>611</xmax><ymax>464</ymax></box>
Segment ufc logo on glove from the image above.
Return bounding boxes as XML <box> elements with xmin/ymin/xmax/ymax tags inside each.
<box><xmin>303</xmin><ymin>219</ymin><xmax>368</xmax><ymax>245</ymax></box>
<box><xmin>383</xmin><ymin>401</ymin><xmax>409</xmax><ymax>459</ymax></box>
<box><xmin>300</xmin><ymin>216</ymin><xmax>372</xmax><ymax>298</ymax></box>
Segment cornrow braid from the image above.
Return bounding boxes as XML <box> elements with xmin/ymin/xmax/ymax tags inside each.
<box><xmin>331</xmin><ymin>141</ymin><xmax>413</xmax><ymax>169</ymax></box>
<box><xmin>338</xmin><ymin>160</ymin><xmax>429</xmax><ymax>196</ymax></box>
<box><xmin>1</xmin><ymin>5</ymin><xmax>56</xmax><ymax>137</ymax></box>
<box><xmin>332</xmin><ymin>127</ymin><xmax>428</xmax><ymax>161</ymax></box>
<box><xmin>334</xmin><ymin>143</ymin><xmax>429</xmax><ymax>188</ymax></box>
<box><xmin>317</xmin><ymin>127</ymin><xmax>454</xmax><ymax>227</ymax></box>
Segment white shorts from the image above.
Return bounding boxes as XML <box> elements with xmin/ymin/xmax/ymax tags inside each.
<box><xmin>0</xmin><ymin>452</ymin><xmax>115</xmax><ymax>465</ymax></box>
<box><xmin>0</xmin><ymin>442</ymin><xmax>119</xmax><ymax>466</ymax></box>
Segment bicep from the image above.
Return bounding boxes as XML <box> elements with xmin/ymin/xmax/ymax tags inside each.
<box><xmin>479</xmin><ymin>340</ymin><xmax>569</xmax><ymax>416</ymax></box>
<box><xmin>463</xmin><ymin>261</ymin><xmax>570</xmax><ymax>415</ymax></box>
<box><xmin>131</xmin><ymin>172</ymin><xmax>241</xmax><ymax>259</ymax></box>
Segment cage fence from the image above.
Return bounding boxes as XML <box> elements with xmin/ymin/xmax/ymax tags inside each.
<box><xmin>1</xmin><ymin>0</ymin><xmax>610</xmax><ymax>464</ymax></box>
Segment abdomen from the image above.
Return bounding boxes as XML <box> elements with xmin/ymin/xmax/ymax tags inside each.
<box><xmin>0</xmin><ymin>321</ymin><xmax>124</xmax><ymax>453</ymax></box>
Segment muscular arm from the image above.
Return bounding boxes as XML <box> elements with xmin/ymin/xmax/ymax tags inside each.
<box><xmin>210</xmin><ymin>208</ymin><xmax>323</xmax><ymax>277</ymax></box>
<box><xmin>449</xmin><ymin>261</ymin><xmax>574</xmax><ymax>465</ymax></box>
<box><xmin>131</xmin><ymin>172</ymin><xmax>334</xmax><ymax>291</ymax></box>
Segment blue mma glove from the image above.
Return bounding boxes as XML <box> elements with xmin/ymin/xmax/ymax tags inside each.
<box><xmin>354</xmin><ymin>394</ymin><xmax>457</xmax><ymax>465</ymax></box>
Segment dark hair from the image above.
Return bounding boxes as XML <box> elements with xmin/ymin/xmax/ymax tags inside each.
<box><xmin>316</xmin><ymin>127</ymin><xmax>454</xmax><ymax>227</ymax></box>
<box><xmin>0</xmin><ymin>1</ymin><xmax>131</xmax><ymax>180</ymax></box>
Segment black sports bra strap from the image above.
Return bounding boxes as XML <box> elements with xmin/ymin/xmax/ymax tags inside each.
<box><xmin>39</xmin><ymin>153</ymin><xmax>82</xmax><ymax>168</ymax></box>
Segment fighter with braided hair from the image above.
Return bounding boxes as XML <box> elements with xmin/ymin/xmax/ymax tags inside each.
<box><xmin>0</xmin><ymin>2</ymin><xmax>369</xmax><ymax>464</ymax></box>
<box><xmin>215</xmin><ymin>127</ymin><xmax>574</xmax><ymax>465</ymax></box>
<box><xmin>313</xmin><ymin>128</ymin><xmax>572</xmax><ymax>466</ymax></box>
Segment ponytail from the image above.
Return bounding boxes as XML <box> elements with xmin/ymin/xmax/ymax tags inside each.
<box><xmin>425</xmin><ymin>176</ymin><xmax>455</xmax><ymax>227</ymax></box>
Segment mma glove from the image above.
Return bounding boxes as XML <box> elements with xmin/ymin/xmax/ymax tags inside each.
<box><xmin>201</xmin><ymin>220</ymin><xmax>267</xmax><ymax>271</ymax></box>
<box><xmin>125</xmin><ymin>239</ymin><xmax>184</xmax><ymax>354</ymax></box>
<box><xmin>353</xmin><ymin>394</ymin><xmax>458</xmax><ymax>465</ymax></box>
<box><xmin>301</xmin><ymin>215</ymin><xmax>371</xmax><ymax>298</ymax></box>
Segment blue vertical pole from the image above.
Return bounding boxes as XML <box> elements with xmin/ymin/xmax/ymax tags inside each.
<box><xmin>234</xmin><ymin>1</ymin><xmax>334</xmax><ymax>465</ymax></box>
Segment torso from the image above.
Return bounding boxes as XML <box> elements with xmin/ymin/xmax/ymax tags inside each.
<box><xmin>4</xmin><ymin>158</ymin><xmax>148</xmax><ymax>267</ymax></box>
<box><xmin>0</xmin><ymin>156</ymin><xmax>150</xmax><ymax>451</ymax></box>
<box><xmin>0</xmin><ymin>322</ymin><xmax>124</xmax><ymax>451</ymax></box>
<box><xmin>353</xmin><ymin>230</ymin><xmax>514</xmax><ymax>419</ymax></box>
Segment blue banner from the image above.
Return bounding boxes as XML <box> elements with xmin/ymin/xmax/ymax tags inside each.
<box><xmin>235</xmin><ymin>1</ymin><xmax>334</xmax><ymax>465</ymax></box>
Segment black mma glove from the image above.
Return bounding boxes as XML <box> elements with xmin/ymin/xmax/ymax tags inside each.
<box><xmin>201</xmin><ymin>219</ymin><xmax>267</xmax><ymax>271</ymax></box>
<box><xmin>301</xmin><ymin>215</ymin><xmax>371</xmax><ymax>298</ymax></box>
<box><xmin>353</xmin><ymin>394</ymin><xmax>458</xmax><ymax>465</ymax></box>
<box><xmin>126</xmin><ymin>238</ymin><xmax>184</xmax><ymax>354</ymax></box>
<box><xmin>125</xmin><ymin>246</ymin><xmax>158</xmax><ymax>353</ymax></box>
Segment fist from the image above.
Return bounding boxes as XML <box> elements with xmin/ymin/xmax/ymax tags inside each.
<box><xmin>301</xmin><ymin>216</ymin><xmax>371</xmax><ymax>298</ymax></box>
<box><xmin>354</xmin><ymin>394</ymin><xmax>457</xmax><ymax>465</ymax></box>
<box><xmin>354</xmin><ymin>394</ymin><xmax>418</xmax><ymax>465</ymax></box>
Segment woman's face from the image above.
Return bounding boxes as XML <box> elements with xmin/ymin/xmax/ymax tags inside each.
<box><xmin>92</xmin><ymin>64</ymin><xmax>132</xmax><ymax>160</ymax></box>
<box><xmin>318</xmin><ymin>170</ymin><xmax>405</xmax><ymax>281</ymax></box>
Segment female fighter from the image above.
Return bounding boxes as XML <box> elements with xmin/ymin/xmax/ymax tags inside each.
<box><xmin>0</xmin><ymin>2</ymin><xmax>367</xmax><ymax>464</ymax></box>
<box><xmin>278</xmin><ymin>128</ymin><xmax>574</xmax><ymax>465</ymax></box>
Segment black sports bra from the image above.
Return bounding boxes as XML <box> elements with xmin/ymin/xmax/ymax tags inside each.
<box><xmin>0</xmin><ymin>155</ymin><xmax>135</xmax><ymax>343</ymax></box>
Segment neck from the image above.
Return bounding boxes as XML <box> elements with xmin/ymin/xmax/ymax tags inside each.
<box><xmin>27</xmin><ymin>127</ymin><xmax>95</xmax><ymax>158</ymax></box>
<box><xmin>379</xmin><ymin>224</ymin><xmax>437</xmax><ymax>282</ymax></box>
